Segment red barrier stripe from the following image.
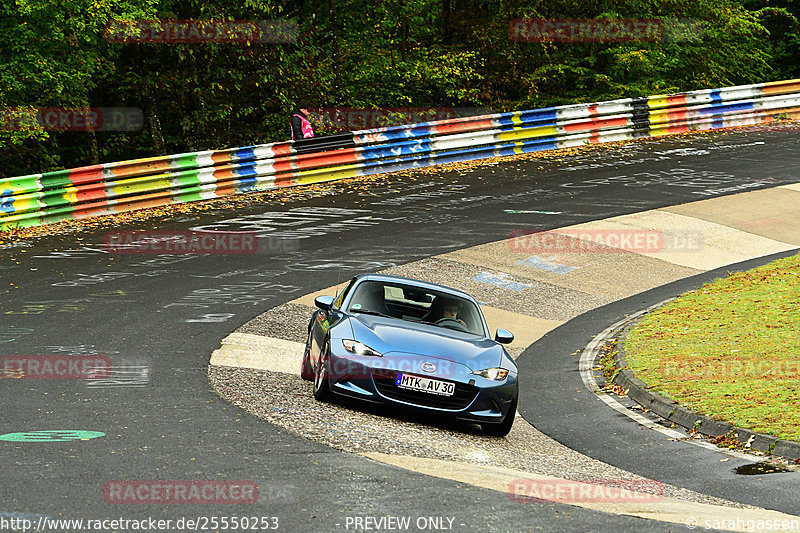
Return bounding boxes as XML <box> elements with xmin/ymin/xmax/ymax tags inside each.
<box><xmin>215</xmin><ymin>182</ymin><xmax>235</xmax><ymax>196</ymax></box>
<box><xmin>666</xmin><ymin>110</ymin><xmax>688</xmax><ymax>122</ymax></box>
<box><xmin>665</xmin><ymin>94</ymin><xmax>687</xmax><ymax>107</ymax></box>
<box><xmin>75</xmin><ymin>187</ymin><xmax>109</xmax><ymax>203</ymax></box>
<box><xmin>271</xmin><ymin>159</ymin><xmax>295</xmax><ymax>173</ymax></box>
<box><xmin>65</xmin><ymin>165</ymin><xmax>105</xmax><ymax>182</ymax></box>
<box><xmin>211</xmin><ymin>151</ymin><xmax>235</xmax><ymax>164</ymax></box>
<box><xmin>272</xmin><ymin>171</ymin><xmax>297</xmax><ymax>188</ymax></box>
<box><xmin>130</xmin><ymin>196</ymin><xmax>172</xmax><ymax>210</ymax></box>
<box><xmin>80</xmin><ymin>196</ymin><xmax>169</xmax><ymax>217</ymax></box>
<box><xmin>433</xmin><ymin>118</ymin><xmax>494</xmax><ymax>135</ymax></box>
<box><xmin>73</xmin><ymin>187</ymin><xmax>197</xmax><ymax>219</ymax></box>
<box><xmin>68</xmin><ymin>168</ymin><xmax>106</xmax><ymax>186</ymax></box>
<box><xmin>563</xmin><ymin>116</ymin><xmax>629</xmax><ymax>132</ymax></box>
<box><xmin>107</xmin><ymin>160</ymin><xmax>173</xmax><ymax>178</ymax></box>
<box><xmin>293</xmin><ymin>151</ymin><xmax>359</xmax><ymax>170</ymax></box>
<box><xmin>213</xmin><ymin>169</ymin><xmax>237</xmax><ymax>181</ymax></box>
<box><xmin>665</xmin><ymin>124</ymin><xmax>689</xmax><ymax>134</ymax></box>
<box><xmin>272</xmin><ymin>143</ymin><xmax>293</xmax><ymax>157</ymax></box>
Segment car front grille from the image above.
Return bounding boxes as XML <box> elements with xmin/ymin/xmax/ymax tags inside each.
<box><xmin>371</xmin><ymin>369</ymin><xmax>478</xmax><ymax>410</ymax></box>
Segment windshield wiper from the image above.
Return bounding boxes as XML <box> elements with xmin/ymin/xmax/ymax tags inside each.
<box><xmin>348</xmin><ymin>308</ymin><xmax>392</xmax><ymax>318</ymax></box>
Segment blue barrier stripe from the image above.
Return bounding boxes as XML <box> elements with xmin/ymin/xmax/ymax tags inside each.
<box><xmin>433</xmin><ymin>148</ymin><xmax>497</xmax><ymax>165</ymax></box>
<box><xmin>235</xmin><ymin>176</ymin><xmax>258</xmax><ymax>190</ymax></box>
<box><xmin>358</xmin><ymin>125</ymin><xmax>435</xmax><ymax>143</ymax></box>
<box><xmin>1</xmin><ymin>190</ymin><xmax>16</xmax><ymax>214</ymax></box>
<box><xmin>358</xmin><ymin>139</ymin><xmax>433</xmax><ymax>159</ymax></box>
<box><xmin>496</xmin><ymin>140</ymin><xmax>559</xmax><ymax>156</ymax></box>
<box><xmin>234</xmin><ymin>163</ymin><xmax>259</xmax><ymax>177</ymax></box>
<box><xmin>520</xmin><ymin>141</ymin><xmax>559</xmax><ymax>153</ymax></box>
<box><xmin>233</xmin><ymin>147</ymin><xmax>258</xmax><ymax>161</ymax></box>
<box><xmin>431</xmin><ymin>143</ymin><xmax>498</xmax><ymax>159</ymax></box>
<box><xmin>358</xmin><ymin>136</ymin><xmax>560</xmax><ymax>169</ymax></box>
<box><xmin>699</xmin><ymin>101</ymin><xmax>756</xmax><ymax>114</ymax></box>
<box><xmin>440</xmin><ymin>136</ymin><xmax>558</xmax><ymax>158</ymax></box>
<box><xmin>359</xmin><ymin>159</ymin><xmax>431</xmax><ymax>176</ymax></box>
<box><xmin>359</xmin><ymin>154</ymin><xmax>430</xmax><ymax>169</ymax></box>
<box><xmin>495</xmin><ymin>109</ymin><xmax>559</xmax><ymax>127</ymax></box>
<box><xmin>520</xmin><ymin>109</ymin><xmax>559</xmax><ymax>122</ymax></box>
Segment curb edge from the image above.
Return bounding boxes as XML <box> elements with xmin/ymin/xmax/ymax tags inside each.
<box><xmin>611</xmin><ymin>311</ymin><xmax>800</xmax><ymax>461</ymax></box>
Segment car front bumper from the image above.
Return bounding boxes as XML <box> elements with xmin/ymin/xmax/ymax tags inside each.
<box><xmin>325</xmin><ymin>350</ymin><xmax>518</xmax><ymax>423</ymax></box>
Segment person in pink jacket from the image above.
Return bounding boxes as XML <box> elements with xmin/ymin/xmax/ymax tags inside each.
<box><xmin>290</xmin><ymin>108</ymin><xmax>315</xmax><ymax>140</ymax></box>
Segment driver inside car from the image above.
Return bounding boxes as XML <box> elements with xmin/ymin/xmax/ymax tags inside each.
<box><xmin>424</xmin><ymin>296</ymin><xmax>467</xmax><ymax>328</ymax></box>
<box><xmin>440</xmin><ymin>301</ymin><xmax>467</xmax><ymax>327</ymax></box>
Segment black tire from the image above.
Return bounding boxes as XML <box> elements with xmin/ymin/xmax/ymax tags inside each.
<box><xmin>300</xmin><ymin>330</ymin><xmax>314</xmax><ymax>381</ymax></box>
<box><xmin>482</xmin><ymin>397</ymin><xmax>517</xmax><ymax>437</ymax></box>
<box><xmin>313</xmin><ymin>339</ymin><xmax>332</xmax><ymax>402</ymax></box>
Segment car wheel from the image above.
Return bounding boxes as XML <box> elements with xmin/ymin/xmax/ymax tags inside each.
<box><xmin>313</xmin><ymin>339</ymin><xmax>332</xmax><ymax>402</ymax></box>
<box><xmin>482</xmin><ymin>397</ymin><xmax>517</xmax><ymax>437</ymax></box>
<box><xmin>300</xmin><ymin>330</ymin><xmax>314</xmax><ymax>381</ymax></box>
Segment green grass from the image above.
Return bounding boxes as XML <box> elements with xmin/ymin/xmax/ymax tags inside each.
<box><xmin>625</xmin><ymin>253</ymin><xmax>800</xmax><ymax>441</ymax></box>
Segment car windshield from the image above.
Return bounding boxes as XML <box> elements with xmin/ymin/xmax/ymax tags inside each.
<box><xmin>347</xmin><ymin>280</ymin><xmax>485</xmax><ymax>336</ymax></box>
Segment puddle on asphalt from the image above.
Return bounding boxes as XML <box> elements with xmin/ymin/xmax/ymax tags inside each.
<box><xmin>734</xmin><ymin>462</ymin><xmax>792</xmax><ymax>475</ymax></box>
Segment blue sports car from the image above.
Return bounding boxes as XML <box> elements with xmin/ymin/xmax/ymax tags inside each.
<box><xmin>300</xmin><ymin>273</ymin><xmax>518</xmax><ymax>436</ymax></box>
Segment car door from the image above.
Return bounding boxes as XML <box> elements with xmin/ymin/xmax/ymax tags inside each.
<box><xmin>309</xmin><ymin>278</ymin><xmax>355</xmax><ymax>368</ymax></box>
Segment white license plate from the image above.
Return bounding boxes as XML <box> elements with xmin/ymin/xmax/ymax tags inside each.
<box><xmin>396</xmin><ymin>373</ymin><xmax>455</xmax><ymax>397</ymax></box>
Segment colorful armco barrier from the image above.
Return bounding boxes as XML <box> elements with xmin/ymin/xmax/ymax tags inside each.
<box><xmin>2</xmin><ymin>79</ymin><xmax>799</xmax><ymax>231</ymax></box>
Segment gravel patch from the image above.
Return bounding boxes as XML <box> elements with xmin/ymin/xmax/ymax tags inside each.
<box><xmin>384</xmin><ymin>257</ymin><xmax>609</xmax><ymax>321</ymax></box>
<box><xmin>235</xmin><ymin>302</ymin><xmax>314</xmax><ymax>343</ymax></box>
<box><xmin>208</xmin><ymin>365</ymin><xmax>754</xmax><ymax>509</ymax></box>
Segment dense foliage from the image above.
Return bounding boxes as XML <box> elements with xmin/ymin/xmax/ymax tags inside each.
<box><xmin>1</xmin><ymin>0</ymin><xmax>797</xmax><ymax>176</ymax></box>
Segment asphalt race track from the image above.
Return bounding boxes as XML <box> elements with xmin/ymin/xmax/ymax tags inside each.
<box><xmin>1</xmin><ymin>126</ymin><xmax>799</xmax><ymax>532</ymax></box>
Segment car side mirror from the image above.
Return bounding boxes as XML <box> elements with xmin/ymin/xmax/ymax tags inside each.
<box><xmin>495</xmin><ymin>328</ymin><xmax>514</xmax><ymax>344</ymax></box>
<box><xmin>315</xmin><ymin>295</ymin><xmax>334</xmax><ymax>311</ymax></box>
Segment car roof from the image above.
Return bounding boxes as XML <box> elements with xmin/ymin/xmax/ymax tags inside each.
<box><xmin>352</xmin><ymin>273</ymin><xmax>476</xmax><ymax>301</ymax></box>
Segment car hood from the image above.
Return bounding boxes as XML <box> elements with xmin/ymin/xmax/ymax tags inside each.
<box><xmin>346</xmin><ymin>314</ymin><xmax>503</xmax><ymax>370</ymax></box>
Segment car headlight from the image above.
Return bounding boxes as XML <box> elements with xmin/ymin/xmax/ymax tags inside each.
<box><xmin>471</xmin><ymin>367</ymin><xmax>509</xmax><ymax>380</ymax></box>
<box><xmin>342</xmin><ymin>340</ymin><xmax>383</xmax><ymax>357</ymax></box>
